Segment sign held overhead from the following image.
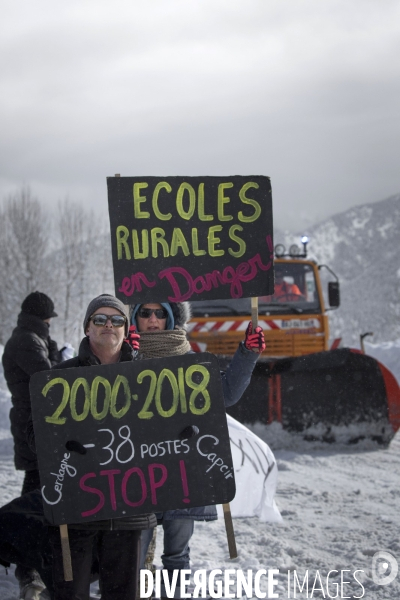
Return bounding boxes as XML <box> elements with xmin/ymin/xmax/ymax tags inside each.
<box><xmin>107</xmin><ymin>176</ymin><xmax>274</xmax><ymax>304</ymax></box>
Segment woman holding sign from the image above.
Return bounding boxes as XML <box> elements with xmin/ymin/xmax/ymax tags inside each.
<box><xmin>131</xmin><ymin>300</ymin><xmax>265</xmax><ymax>600</ymax></box>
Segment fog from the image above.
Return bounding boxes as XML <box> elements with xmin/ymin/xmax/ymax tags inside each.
<box><xmin>1</xmin><ymin>0</ymin><xmax>400</xmax><ymax>230</ymax></box>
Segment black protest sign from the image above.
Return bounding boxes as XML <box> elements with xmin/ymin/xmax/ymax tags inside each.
<box><xmin>30</xmin><ymin>353</ymin><xmax>235</xmax><ymax>526</ymax></box>
<box><xmin>107</xmin><ymin>176</ymin><xmax>274</xmax><ymax>304</ymax></box>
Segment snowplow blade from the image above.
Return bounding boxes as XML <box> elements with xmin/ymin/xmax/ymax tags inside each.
<box><xmin>226</xmin><ymin>348</ymin><xmax>400</xmax><ymax>444</ymax></box>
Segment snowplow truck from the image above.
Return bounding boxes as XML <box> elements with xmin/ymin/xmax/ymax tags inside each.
<box><xmin>188</xmin><ymin>240</ymin><xmax>400</xmax><ymax>444</ymax></box>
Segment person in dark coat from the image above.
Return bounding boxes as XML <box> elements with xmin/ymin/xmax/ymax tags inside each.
<box><xmin>2</xmin><ymin>291</ymin><xmax>62</xmax><ymax>599</ymax></box>
<box><xmin>131</xmin><ymin>300</ymin><xmax>265</xmax><ymax>600</ymax></box>
<box><xmin>0</xmin><ymin>490</ymin><xmax>54</xmax><ymax>595</ymax></box>
<box><xmin>41</xmin><ymin>294</ymin><xmax>156</xmax><ymax>600</ymax></box>
<box><xmin>2</xmin><ymin>291</ymin><xmax>61</xmax><ymax>490</ymax></box>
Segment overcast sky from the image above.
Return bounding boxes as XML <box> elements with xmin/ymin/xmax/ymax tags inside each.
<box><xmin>1</xmin><ymin>0</ymin><xmax>399</xmax><ymax>231</ymax></box>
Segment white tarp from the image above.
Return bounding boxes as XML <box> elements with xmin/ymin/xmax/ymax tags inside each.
<box><xmin>217</xmin><ymin>415</ymin><xmax>282</xmax><ymax>522</ymax></box>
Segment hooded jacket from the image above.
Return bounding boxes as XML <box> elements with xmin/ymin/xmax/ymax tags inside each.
<box><xmin>2</xmin><ymin>312</ymin><xmax>61</xmax><ymax>471</ymax></box>
<box><xmin>130</xmin><ymin>300</ymin><xmax>192</xmax><ymax>331</ymax></box>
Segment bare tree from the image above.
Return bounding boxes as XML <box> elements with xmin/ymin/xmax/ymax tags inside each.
<box><xmin>52</xmin><ymin>200</ymin><xmax>114</xmax><ymax>347</ymax></box>
<box><xmin>0</xmin><ymin>188</ymin><xmax>50</xmax><ymax>343</ymax></box>
<box><xmin>55</xmin><ymin>200</ymin><xmax>87</xmax><ymax>342</ymax></box>
<box><xmin>91</xmin><ymin>217</ymin><xmax>114</xmax><ymax>295</ymax></box>
<box><xmin>0</xmin><ymin>189</ymin><xmax>114</xmax><ymax>348</ymax></box>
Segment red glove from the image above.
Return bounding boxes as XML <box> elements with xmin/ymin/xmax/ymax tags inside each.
<box><xmin>127</xmin><ymin>325</ymin><xmax>140</xmax><ymax>352</ymax></box>
<box><xmin>244</xmin><ymin>322</ymin><xmax>266</xmax><ymax>353</ymax></box>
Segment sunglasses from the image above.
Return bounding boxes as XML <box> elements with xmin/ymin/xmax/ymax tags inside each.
<box><xmin>138</xmin><ymin>307</ymin><xmax>168</xmax><ymax>319</ymax></box>
<box><xmin>89</xmin><ymin>314</ymin><xmax>127</xmax><ymax>327</ymax></box>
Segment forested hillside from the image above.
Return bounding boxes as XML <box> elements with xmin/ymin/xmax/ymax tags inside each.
<box><xmin>276</xmin><ymin>192</ymin><xmax>400</xmax><ymax>346</ymax></box>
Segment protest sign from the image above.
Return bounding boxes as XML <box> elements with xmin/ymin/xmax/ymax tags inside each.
<box><xmin>107</xmin><ymin>175</ymin><xmax>274</xmax><ymax>304</ymax></box>
<box><xmin>30</xmin><ymin>353</ymin><xmax>235</xmax><ymax>526</ymax></box>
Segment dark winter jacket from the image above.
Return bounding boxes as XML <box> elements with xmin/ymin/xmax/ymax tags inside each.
<box><xmin>47</xmin><ymin>336</ymin><xmax>157</xmax><ymax>531</ymax></box>
<box><xmin>2</xmin><ymin>312</ymin><xmax>61</xmax><ymax>471</ymax></box>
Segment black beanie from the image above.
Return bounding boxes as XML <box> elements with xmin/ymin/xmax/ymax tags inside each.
<box><xmin>21</xmin><ymin>291</ymin><xmax>57</xmax><ymax>320</ymax></box>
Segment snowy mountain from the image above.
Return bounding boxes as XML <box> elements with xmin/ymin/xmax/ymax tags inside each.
<box><xmin>275</xmin><ymin>192</ymin><xmax>400</xmax><ymax>346</ymax></box>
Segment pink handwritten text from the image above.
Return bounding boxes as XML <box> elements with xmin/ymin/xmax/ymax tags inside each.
<box><xmin>79</xmin><ymin>463</ymin><xmax>168</xmax><ymax>518</ymax></box>
<box><xmin>119</xmin><ymin>272</ymin><xmax>156</xmax><ymax>297</ymax></box>
<box><xmin>118</xmin><ymin>235</ymin><xmax>273</xmax><ymax>301</ymax></box>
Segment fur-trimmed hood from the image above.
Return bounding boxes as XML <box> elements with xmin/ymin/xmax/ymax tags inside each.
<box><xmin>169</xmin><ymin>301</ymin><xmax>192</xmax><ymax>329</ymax></box>
<box><xmin>130</xmin><ymin>302</ymin><xmax>192</xmax><ymax>330</ymax></box>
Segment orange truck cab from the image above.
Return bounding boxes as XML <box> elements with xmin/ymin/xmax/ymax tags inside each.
<box><xmin>188</xmin><ymin>256</ymin><xmax>339</xmax><ymax>360</ymax></box>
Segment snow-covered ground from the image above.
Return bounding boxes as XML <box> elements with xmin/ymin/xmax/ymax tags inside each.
<box><xmin>1</xmin><ymin>343</ymin><xmax>400</xmax><ymax>599</ymax></box>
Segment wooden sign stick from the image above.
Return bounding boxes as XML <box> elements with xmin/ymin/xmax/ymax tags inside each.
<box><xmin>221</xmin><ymin>298</ymin><xmax>259</xmax><ymax>559</ymax></box>
<box><xmin>222</xmin><ymin>503</ymin><xmax>238</xmax><ymax>559</ymax></box>
<box><xmin>59</xmin><ymin>524</ymin><xmax>73</xmax><ymax>581</ymax></box>
<box><xmin>251</xmin><ymin>296</ymin><xmax>258</xmax><ymax>330</ymax></box>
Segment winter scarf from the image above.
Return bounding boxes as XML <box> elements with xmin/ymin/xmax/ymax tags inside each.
<box><xmin>137</xmin><ymin>330</ymin><xmax>191</xmax><ymax>359</ymax></box>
